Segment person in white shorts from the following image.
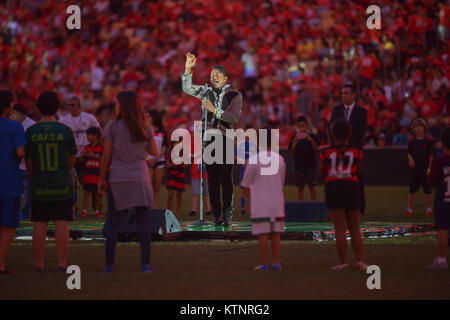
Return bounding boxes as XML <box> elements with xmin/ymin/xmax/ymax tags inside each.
<box><xmin>240</xmin><ymin>128</ymin><xmax>286</xmax><ymax>271</ymax></box>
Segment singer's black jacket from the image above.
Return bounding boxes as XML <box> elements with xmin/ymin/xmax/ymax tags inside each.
<box><xmin>181</xmin><ymin>72</ymin><xmax>242</xmax><ymax>135</ymax></box>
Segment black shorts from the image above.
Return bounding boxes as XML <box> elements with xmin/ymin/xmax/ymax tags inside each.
<box><xmin>294</xmin><ymin>168</ymin><xmax>317</xmax><ymax>187</ymax></box>
<box><xmin>31</xmin><ymin>198</ymin><xmax>74</xmax><ymax>222</ymax></box>
<box><xmin>409</xmin><ymin>169</ymin><xmax>431</xmax><ymax>194</ymax></box>
<box><xmin>83</xmin><ymin>183</ymin><xmax>98</xmax><ymax>193</ymax></box>
<box><xmin>325</xmin><ymin>180</ymin><xmax>361</xmax><ymax>211</ymax></box>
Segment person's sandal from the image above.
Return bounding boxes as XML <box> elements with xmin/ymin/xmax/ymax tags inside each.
<box><xmin>355</xmin><ymin>262</ymin><xmax>368</xmax><ymax>271</ymax></box>
<box><xmin>331</xmin><ymin>264</ymin><xmax>349</xmax><ymax>271</ymax></box>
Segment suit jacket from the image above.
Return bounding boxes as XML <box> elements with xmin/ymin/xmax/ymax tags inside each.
<box><xmin>330</xmin><ymin>104</ymin><xmax>367</xmax><ymax>148</ymax></box>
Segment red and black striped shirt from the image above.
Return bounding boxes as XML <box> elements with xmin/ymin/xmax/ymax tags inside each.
<box><xmin>83</xmin><ymin>144</ymin><xmax>103</xmax><ymax>185</ymax></box>
<box><xmin>320</xmin><ymin>146</ymin><xmax>363</xmax><ymax>183</ymax></box>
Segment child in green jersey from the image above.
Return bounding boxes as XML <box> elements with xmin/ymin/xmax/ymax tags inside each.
<box><xmin>26</xmin><ymin>91</ymin><xmax>77</xmax><ymax>272</ymax></box>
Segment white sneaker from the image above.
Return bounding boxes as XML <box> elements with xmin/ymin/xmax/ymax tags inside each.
<box><xmin>331</xmin><ymin>264</ymin><xmax>348</xmax><ymax>271</ymax></box>
<box><xmin>427</xmin><ymin>258</ymin><xmax>448</xmax><ymax>270</ymax></box>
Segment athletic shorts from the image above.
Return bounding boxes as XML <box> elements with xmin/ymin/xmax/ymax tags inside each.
<box><xmin>83</xmin><ymin>183</ymin><xmax>98</xmax><ymax>193</ymax></box>
<box><xmin>434</xmin><ymin>204</ymin><xmax>450</xmax><ymax>231</ymax></box>
<box><xmin>252</xmin><ymin>220</ymin><xmax>285</xmax><ymax>236</ymax></box>
<box><xmin>294</xmin><ymin>168</ymin><xmax>317</xmax><ymax>187</ymax></box>
<box><xmin>31</xmin><ymin>198</ymin><xmax>74</xmax><ymax>222</ymax></box>
<box><xmin>191</xmin><ymin>178</ymin><xmax>209</xmax><ymax>196</ymax></box>
<box><xmin>0</xmin><ymin>198</ymin><xmax>21</xmax><ymax>228</ymax></box>
<box><xmin>325</xmin><ymin>180</ymin><xmax>361</xmax><ymax>211</ymax></box>
<box><xmin>148</xmin><ymin>159</ymin><xmax>165</xmax><ymax>169</ymax></box>
<box><xmin>409</xmin><ymin>169</ymin><xmax>431</xmax><ymax>194</ymax></box>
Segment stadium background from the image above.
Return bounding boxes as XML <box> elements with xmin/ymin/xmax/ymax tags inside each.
<box><xmin>1</xmin><ymin>0</ymin><xmax>449</xmax><ymax>301</ymax></box>
<box><xmin>1</xmin><ymin>0</ymin><xmax>448</xmax><ymax>150</ymax></box>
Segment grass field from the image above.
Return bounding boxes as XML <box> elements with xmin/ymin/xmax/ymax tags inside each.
<box><xmin>1</xmin><ymin>237</ymin><xmax>448</xmax><ymax>300</ymax></box>
<box><xmin>3</xmin><ymin>185</ymin><xmax>447</xmax><ymax>300</ymax></box>
<box><xmin>70</xmin><ymin>185</ymin><xmax>434</xmax><ymax>225</ymax></box>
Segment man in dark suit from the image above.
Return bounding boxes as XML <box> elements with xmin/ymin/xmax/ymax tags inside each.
<box><xmin>330</xmin><ymin>84</ymin><xmax>368</xmax><ymax>213</ymax></box>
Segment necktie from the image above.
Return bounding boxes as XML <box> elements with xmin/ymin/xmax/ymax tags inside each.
<box><xmin>344</xmin><ymin>107</ymin><xmax>350</xmax><ymax>121</ymax></box>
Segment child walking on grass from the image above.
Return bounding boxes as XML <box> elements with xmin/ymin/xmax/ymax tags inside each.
<box><xmin>241</xmin><ymin>128</ymin><xmax>286</xmax><ymax>271</ymax></box>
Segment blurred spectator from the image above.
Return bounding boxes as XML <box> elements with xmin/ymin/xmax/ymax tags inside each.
<box><xmin>0</xmin><ymin>0</ymin><xmax>448</xmax><ymax>147</ymax></box>
<box><xmin>393</xmin><ymin>125</ymin><xmax>410</xmax><ymax>146</ymax></box>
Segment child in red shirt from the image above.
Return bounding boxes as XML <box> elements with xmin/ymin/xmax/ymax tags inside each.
<box><xmin>320</xmin><ymin>120</ymin><xmax>367</xmax><ymax>271</ymax></box>
<box><xmin>80</xmin><ymin>127</ymin><xmax>103</xmax><ymax>218</ymax></box>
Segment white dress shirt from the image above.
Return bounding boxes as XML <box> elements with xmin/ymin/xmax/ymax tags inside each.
<box><xmin>344</xmin><ymin>102</ymin><xmax>355</xmax><ymax>121</ymax></box>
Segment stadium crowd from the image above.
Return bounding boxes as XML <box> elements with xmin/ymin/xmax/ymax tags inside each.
<box><xmin>1</xmin><ymin>0</ymin><xmax>449</xmax><ymax>148</ymax></box>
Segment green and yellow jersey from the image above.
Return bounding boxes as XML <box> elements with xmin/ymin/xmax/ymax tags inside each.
<box><xmin>26</xmin><ymin>121</ymin><xmax>77</xmax><ymax>202</ymax></box>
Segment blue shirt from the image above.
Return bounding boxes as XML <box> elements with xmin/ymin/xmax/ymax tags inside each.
<box><xmin>0</xmin><ymin>118</ymin><xmax>26</xmax><ymax>198</ymax></box>
<box><xmin>236</xmin><ymin>140</ymin><xmax>258</xmax><ymax>162</ymax></box>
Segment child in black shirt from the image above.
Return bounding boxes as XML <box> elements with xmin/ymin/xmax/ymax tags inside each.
<box><xmin>406</xmin><ymin>118</ymin><xmax>434</xmax><ymax>216</ymax></box>
<box><xmin>288</xmin><ymin>116</ymin><xmax>320</xmax><ymax>200</ymax></box>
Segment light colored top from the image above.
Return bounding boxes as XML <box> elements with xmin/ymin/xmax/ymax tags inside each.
<box><xmin>240</xmin><ymin>151</ymin><xmax>286</xmax><ymax>221</ymax></box>
<box><xmin>59</xmin><ymin>111</ymin><xmax>100</xmax><ymax>157</ymax></box>
<box><xmin>19</xmin><ymin>116</ymin><xmax>36</xmax><ymax>170</ymax></box>
<box><xmin>104</xmin><ymin>119</ymin><xmax>153</xmax><ymax>183</ymax></box>
<box><xmin>91</xmin><ymin>67</ymin><xmax>104</xmax><ymax>90</ymax></box>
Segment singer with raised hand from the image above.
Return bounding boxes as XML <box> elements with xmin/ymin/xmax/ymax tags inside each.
<box><xmin>181</xmin><ymin>53</ymin><xmax>242</xmax><ymax>226</ymax></box>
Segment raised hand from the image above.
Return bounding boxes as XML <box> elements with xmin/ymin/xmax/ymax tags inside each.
<box><xmin>185</xmin><ymin>52</ymin><xmax>197</xmax><ymax>73</ymax></box>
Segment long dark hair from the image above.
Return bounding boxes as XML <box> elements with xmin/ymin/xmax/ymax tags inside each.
<box><xmin>148</xmin><ymin>109</ymin><xmax>165</xmax><ymax>132</ymax></box>
<box><xmin>116</xmin><ymin>91</ymin><xmax>149</xmax><ymax>143</ymax></box>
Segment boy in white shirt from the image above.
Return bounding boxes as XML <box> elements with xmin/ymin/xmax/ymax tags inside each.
<box><xmin>240</xmin><ymin>128</ymin><xmax>286</xmax><ymax>271</ymax></box>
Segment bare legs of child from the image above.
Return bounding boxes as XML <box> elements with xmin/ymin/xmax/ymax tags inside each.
<box><xmin>297</xmin><ymin>186</ymin><xmax>317</xmax><ymax>201</ymax></box>
<box><xmin>82</xmin><ymin>190</ymin><xmax>102</xmax><ymax>217</ymax></box>
<box><xmin>32</xmin><ymin>220</ymin><xmax>69</xmax><ymax>271</ymax></box>
<box><xmin>428</xmin><ymin>230</ymin><xmax>449</xmax><ymax>269</ymax></box>
<box><xmin>0</xmin><ymin>226</ymin><xmax>16</xmax><ymax>272</ymax></box>
<box><xmin>406</xmin><ymin>192</ymin><xmax>433</xmax><ymax>216</ymax></box>
<box><xmin>255</xmin><ymin>233</ymin><xmax>281</xmax><ymax>271</ymax></box>
<box><xmin>191</xmin><ymin>194</ymin><xmax>211</xmax><ymax>216</ymax></box>
<box><xmin>330</xmin><ymin>209</ymin><xmax>366</xmax><ymax>270</ymax></box>
<box><xmin>167</xmin><ymin>189</ymin><xmax>183</xmax><ymax>216</ymax></box>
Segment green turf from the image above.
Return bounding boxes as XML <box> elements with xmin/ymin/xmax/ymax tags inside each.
<box><xmin>68</xmin><ymin>185</ymin><xmax>433</xmax><ymax>224</ymax></box>
<box><xmin>2</xmin><ymin>236</ymin><xmax>448</xmax><ymax>300</ymax></box>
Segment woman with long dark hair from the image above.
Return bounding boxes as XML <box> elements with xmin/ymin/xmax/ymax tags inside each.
<box><xmin>98</xmin><ymin>91</ymin><xmax>158</xmax><ymax>273</ymax></box>
<box><xmin>147</xmin><ymin>109</ymin><xmax>168</xmax><ymax>207</ymax></box>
